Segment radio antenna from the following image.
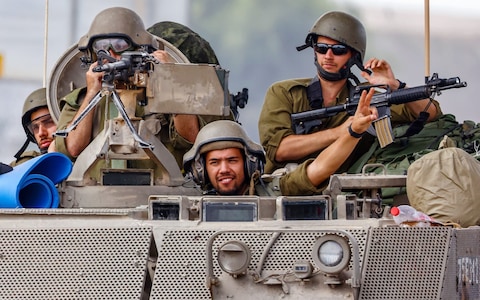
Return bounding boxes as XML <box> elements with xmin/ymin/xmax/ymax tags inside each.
<box><xmin>424</xmin><ymin>0</ymin><xmax>430</xmax><ymax>83</ymax></box>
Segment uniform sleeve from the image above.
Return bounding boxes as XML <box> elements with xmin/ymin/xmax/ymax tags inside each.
<box><xmin>390</xmin><ymin>99</ymin><xmax>442</xmax><ymax>125</ymax></box>
<box><xmin>278</xmin><ymin>159</ymin><xmax>329</xmax><ymax>196</ymax></box>
<box><xmin>258</xmin><ymin>83</ymin><xmax>297</xmax><ymax>165</ymax></box>
<box><xmin>54</xmin><ymin>88</ymin><xmax>84</xmax><ymax>161</ymax></box>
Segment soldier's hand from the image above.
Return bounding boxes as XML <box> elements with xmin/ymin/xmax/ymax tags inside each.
<box><xmin>152</xmin><ymin>50</ymin><xmax>176</xmax><ymax>63</ymax></box>
<box><xmin>86</xmin><ymin>62</ymin><xmax>103</xmax><ymax>95</ymax></box>
<box><xmin>361</xmin><ymin>58</ymin><xmax>398</xmax><ymax>90</ymax></box>
<box><xmin>351</xmin><ymin>88</ymin><xmax>378</xmax><ymax>134</ymax></box>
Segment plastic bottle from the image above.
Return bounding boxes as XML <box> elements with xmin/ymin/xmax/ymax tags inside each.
<box><xmin>390</xmin><ymin>205</ymin><xmax>434</xmax><ymax>227</ymax></box>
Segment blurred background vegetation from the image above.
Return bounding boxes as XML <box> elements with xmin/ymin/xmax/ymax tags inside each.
<box><xmin>188</xmin><ymin>0</ymin><xmax>348</xmax><ymax>132</ymax></box>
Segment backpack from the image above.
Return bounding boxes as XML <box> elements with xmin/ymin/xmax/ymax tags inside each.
<box><xmin>407</xmin><ymin>147</ymin><xmax>480</xmax><ymax>227</ymax></box>
<box><xmin>348</xmin><ymin>114</ymin><xmax>480</xmax><ymax>201</ymax></box>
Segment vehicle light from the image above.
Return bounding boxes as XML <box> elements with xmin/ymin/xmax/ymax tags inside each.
<box><xmin>319</xmin><ymin>241</ymin><xmax>343</xmax><ymax>266</ymax></box>
<box><xmin>293</xmin><ymin>260</ymin><xmax>313</xmax><ymax>279</ymax></box>
<box><xmin>217</xmin><ymin>241</ymin><xmax>251</xmax><ymax>277</ymax></box>
<box><xmin>312</xmin><ymin>235</ymin><xmax>351</xmax><ymax>275</ymax></box>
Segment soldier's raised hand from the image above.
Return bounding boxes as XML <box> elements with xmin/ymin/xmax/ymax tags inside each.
<box><xmin>350</xmin><ymin>88</ymin><xmax>378</xmax><ymax>135</ymax></box>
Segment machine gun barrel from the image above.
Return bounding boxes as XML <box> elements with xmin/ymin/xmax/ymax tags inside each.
<box><xmin>292</xmin><ymin>74</ymin><xmax>467</xmax><ymax>134</ymax></box>
<box><xmin>93</xmin><ymin>59</ymin><xmax>131</xmax><ymax>73</ymax></box>
<box><xmin>92</xmin><ymin>51</ymin><xmax>156</xmax><ymax>82</ymax></box>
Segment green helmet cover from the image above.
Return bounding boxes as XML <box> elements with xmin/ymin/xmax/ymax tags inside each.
<box><xmin>147</xmin><ymin>21</ymin><xmax>220</xmax><ymax>65</ymax></box>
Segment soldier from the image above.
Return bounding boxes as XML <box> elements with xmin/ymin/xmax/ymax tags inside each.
<box><xmin>54</xmin><ymin>7</ymin><xmax>201</xmax><ymax>167</ymax></box>
<box><xmin>11</xmin><ymin>88</ymin><xmax>56</xmax><ymax>166</ymax></box>
<box><xmin>184</xmin><ymin>88</ymin><xmax>377</xmax><ymax>196</ymax></box>
<box><xmin>258</xmin><ymin>11</ymin><xmax>442</xmax><ymax>193</ymax></box>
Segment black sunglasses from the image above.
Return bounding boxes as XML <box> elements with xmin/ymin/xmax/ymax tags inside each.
<box><xmin>313</xmin><ymin>43</ymin><xmax>349</xmax><ymax>56</ymax></box>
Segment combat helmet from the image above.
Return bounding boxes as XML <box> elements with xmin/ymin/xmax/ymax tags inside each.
<box><xmin>147</xmin><ymin>21</ymin><xmax>220</xmax><ymax>65</ymax></box>
<box><xmin>297</xmin><ymin>11</ymin><xmax>366</xmax><ymax>61</ymax></box>
<box><xmin>183</xmin><ymin>120</ymin><xmax>265</xmax><ymax>188</ymax></box>
<box><xmin>77</xmin><ymin>7</ymin><xmax>160</xmax><ymax>61</ymax></box>
<box><xmin>297</xmin><ymin>11</ymin><xmax>368</xmax><ymax>82</ymax></box>
<box><xmin>21</xmin><ymin>87</ymin><xmax>48</xmax><ymax>144</ymax></box>
<box><xmin>13</xmin><ymin>88</ymin><xmax>50</xmax><ymax>160</ymax></box>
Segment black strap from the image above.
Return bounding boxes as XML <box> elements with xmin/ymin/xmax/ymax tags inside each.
<box><xmin>307</xmin><ymin>77</ymin><xmax>359</xmax><ymax>111</ymax></box>
<box><xmin>396</xmin><ymin>100</ymin><xmax>433</xmax><ymax>139</ymax></box>
<box><xmin>0</xmin><ymin>162</ymin><xmax>13</xmax><ymax>174</ymax></box>
<box><xmin>348</xmin><ymin>124</ymin><xmax>364</xmax><ymax>138</ymax></box>
<box><xmin>396</xmin><ymin>111</ymin><xmax>430</xmax><ymax>138</ymax></box>
<box><xmin>306</xmin><ymin>77</ymin><xmax>324</xmax><ymax>109</ymax></box>
<box><xmin>13</xmin><ymin>139</ymin><xmax>30</xmax><ymax>160</ymax></box>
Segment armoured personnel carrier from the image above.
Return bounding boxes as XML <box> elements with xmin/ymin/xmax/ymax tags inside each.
<box><xmin>1</xmin><ymin>37</ymin><xmax>478</xmax><ymax>300</ymax></box>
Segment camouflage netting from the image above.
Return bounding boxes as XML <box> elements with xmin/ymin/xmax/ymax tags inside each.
<box><xmin>147</xmin><ymin>21</ymin><xmax>220</xmax><ymax>65</ymax></box>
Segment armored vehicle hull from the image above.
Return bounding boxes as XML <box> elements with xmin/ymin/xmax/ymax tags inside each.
<box><xmin>1</xmin><ymin>203</ymin><xmax>478</xmax><ymax>300</ymax></box>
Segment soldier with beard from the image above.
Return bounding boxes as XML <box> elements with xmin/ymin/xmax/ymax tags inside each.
<box><xmin>10</xmin><ymin>88</ymin><xmax>56</xmax><ymax>166</ymax></box>
<box><xmin>258</xmin><ymin>11</ymin><xmax>442</xmax><ymax>195</ymax></box>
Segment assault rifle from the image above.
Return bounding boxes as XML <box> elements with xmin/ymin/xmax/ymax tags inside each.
<box><xmin>291</xmin><ymin>73</ymin><xmax>467</xmax><ymax>136</ymax></box>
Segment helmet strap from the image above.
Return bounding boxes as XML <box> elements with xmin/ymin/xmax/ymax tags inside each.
<box><xmin>248</xmin><ymin>170</ymin><xmax>261</xmax><ymax>196</ymax></box>
<box><xmin>13</xmin><ymin>139</ymin><xmax>30</xmax><ymax>160</ymax></box>
<box><xmin>314</xmin><ymin>52</ymin><xmax>366</xmax><ymax>84</ymax></box>
<box><xmin>314</xmin><ymin>55</ymin><xmax>351</xmax><ymax>81</ymax></box>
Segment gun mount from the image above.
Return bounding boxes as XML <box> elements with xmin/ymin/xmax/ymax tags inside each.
<box><xmin>46</xmin><ymin>38</ymin><xmax>232</xmax><ymax>201</ymax></box>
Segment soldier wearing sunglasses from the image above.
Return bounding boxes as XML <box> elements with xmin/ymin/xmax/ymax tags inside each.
<box><xmin>258</xmin><ymin>11</ymin><xmax>442</xmax><ymax>195</ymax></box>
<box><xmin>10</xmin><ymin>88</ymin><xmax>57</xmax><ymax>166</ymax></box>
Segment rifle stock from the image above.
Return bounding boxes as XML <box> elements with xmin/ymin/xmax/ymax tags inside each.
<box><xmin>291</xmin><ymin>73</ymin><xmax>467</xmax><ymax>135</ymax></box>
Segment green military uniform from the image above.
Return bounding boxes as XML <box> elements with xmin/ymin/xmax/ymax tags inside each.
<box><xmin>9</xmin><ymin>150</ymin><xmax>42</xmax><ymax>167</ymax></box>
<box><xmin>258</xmin><ymin>77</ymin><xmax>442</xmax><ymax>178</ymax></box>
<box><xmin>254</xmin><ymin>159</ymin><xmax>328</xmax><ymax>196</ymax></box>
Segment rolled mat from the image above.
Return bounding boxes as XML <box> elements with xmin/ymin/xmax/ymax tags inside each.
<box><xmin>0</xmin><ymin>152</ymin><xmax>72</xmax><ymax>208</ymax></box>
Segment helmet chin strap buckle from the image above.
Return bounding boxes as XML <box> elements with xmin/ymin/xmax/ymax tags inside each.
<box><xmin>296</xmin><ymin>44</ymin><xmax>309</xmax><ymax>51</ymax></box>
<box><xmin>352</xmin><ymin>54</ymin><xmax>371</xmax><ymax>75</ymax></box>
<box><xmin>315</xmin><ymin>54</ymin><xmax>367</xmax><ymax>83</ymax></box>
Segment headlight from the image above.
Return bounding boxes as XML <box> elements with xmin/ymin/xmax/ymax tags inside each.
<box><xmin>312</xmin><ymin>234</ymin><xmax>351</xmax><ymax>275</ymax></box>
<box><xmin>319</xmin><ymin>240</ymin><xmax>344</xmax><ymax>266</ymax></box>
